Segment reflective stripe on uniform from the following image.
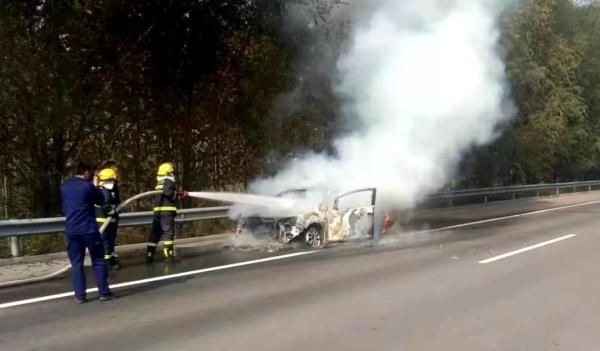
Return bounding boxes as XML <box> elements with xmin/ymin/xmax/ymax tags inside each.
<box><xmin>96</xmin><ymin>217</ymin><xmax>117</xmax><ymax>223</ymax></box>
<box><xmin>95</xmin><ymin>205</ymin><xmax>116</xmax><ymax>215</ymax></box>
<box><xmin>147</xmin><ymin>242</ymin><xmax>158</xmax><ymax>247</ymax></box>
<box><xmin>104</xmin><ymin>254</ymin><xmax>112</xmax><ymax>260</ymax></box>
<box><xmin>153</xmin><ymin>206</ymin><xmax>177</xmax><ymax>212</ymax></box>
<box><xmin>155</xmin><ymin>184</ymin><xmax>164</xmax><ymax>190</ymax></box>
<box><xmin>162</xmin><ymin>240</ymin><xmax>174</xmax><ymax>245</ymax></box>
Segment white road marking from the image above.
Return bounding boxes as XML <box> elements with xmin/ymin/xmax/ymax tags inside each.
<box><xmin>0</xmin><ymin>251</ymin><xmax>317</xmax><ymax>309</ymax></box>
<box><xmin>479</xmin><ymin>234</ymin><xmax>576</xmax><ymax>264</ymax></box>
<box><xmin>419</xmin><ymin>200</ymin><xmax>600</xmax><ymax>234</ymax></box>
<box><xmin>3</xmin><ymin>198</ymin><xmax>599</xmax><ymax>309</ymax></box>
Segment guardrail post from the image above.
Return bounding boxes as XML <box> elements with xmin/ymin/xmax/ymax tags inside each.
<box><xmin>536</xmin><ymin>191</ymin><xmax>540</xmax><ymax>197</ymax></box>
<box><xmin>483</xmin><ymin>195</ymin><xmax>488</xmax><ymax>204</ymax></box>
<box><xmin>556</xmin><ymin>187</ymin><xmax>560</xmax><ymax>196</ymax></box>
<box><xmin>448</xmin><ymin>199</ymin><xmax>453</xmax><ymax>207</ymax></box>
<box><xmin>512</xmin><ymin>193</ymin><xmax>516</xmax><ymax>200</ymax></box>
<box><xmin>588</xmin><ymin>186</ymin><xmax>592</xmax><ymax>192</ymax></box>
<box><xmin>9</xmin><ymin>236</ymin><xmax>20</xmax><ymax>257</ymax></box>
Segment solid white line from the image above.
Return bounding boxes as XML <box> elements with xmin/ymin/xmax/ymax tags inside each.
<box><xmin>479</xmin><ymin>234</ymin><xmax>576</xmax><ymax>264</ymax></box>
<box><xmin>0</xmin><ymin>251</ymin><xmax>317</xmax><ymax>309</ymax></box>
<box><xmin>420</xmin><ymin>200</ymin><xmax>600</xmax><ymax>234</ymax></box>
<box><xmin>3</xmin><ymin>199</ymin><xmax>599</xmax><ymax>309</ymax></box>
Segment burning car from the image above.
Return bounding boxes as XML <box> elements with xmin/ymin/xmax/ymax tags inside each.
<box><xmin>235</xmin><ymin>188</ymin><xmax>377</xmax><ymax>248</ymax></box>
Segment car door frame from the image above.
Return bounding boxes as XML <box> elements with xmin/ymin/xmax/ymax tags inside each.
<box><xmin>327</xmin><ymin>188</ymin><xmax>377</xmax><ymax>241</ymax></box>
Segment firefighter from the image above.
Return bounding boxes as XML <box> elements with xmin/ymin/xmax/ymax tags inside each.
<box><xmin>146</xmin><ymin>162</ymin><xmax>188</xmax><ymax>263</ymax></box>
<box><xmin>95</xmin><ymin>168</ymin><xmax>121</xmax><ymax>270</ymax></box>
<box><xmin>100</xmin><ymin>161</ymin><xmax>121</xmax><ymax>213</ymax></box>
<box><xmin>100</xmin><ymin>161</ymin><xmax>122</xmax><ymax>266</ymax></box>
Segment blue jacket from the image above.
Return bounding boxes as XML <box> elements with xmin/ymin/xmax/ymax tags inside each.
<box><xmin>60</xmin><ymin>177</ymin><xmax>105</xmax><ymax>236</ymax></box>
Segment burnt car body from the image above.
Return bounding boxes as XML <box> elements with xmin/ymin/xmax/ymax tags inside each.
<box><xmin>236</xmin><ymin>188</ymin><xmax>377</xmax><ymax>248</ymax></box>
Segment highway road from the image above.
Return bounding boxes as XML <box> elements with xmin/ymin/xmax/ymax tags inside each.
<box><xmin>1</xmin><ymin>194</ymin><xmax>600</xmax><ymax>350</ymax></box>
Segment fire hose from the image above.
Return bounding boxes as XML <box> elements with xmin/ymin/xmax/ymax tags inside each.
<box><xmin>0</xmin><ymin>190</ymin><xmax>305</xmax><ymax>288</ymax></box>
<box><xmin>0</xmin><ymin>191</ymin><xmax>161</xmax><ymax>288</ymax></box>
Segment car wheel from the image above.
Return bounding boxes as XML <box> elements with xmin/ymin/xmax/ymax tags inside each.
<box><xmin>304</xmin><ymin>225</ymin><xmax>324</xmax><ymax>248</ymax></box>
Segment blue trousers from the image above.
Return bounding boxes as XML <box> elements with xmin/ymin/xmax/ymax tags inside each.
<box><xmin>66</xmin><ymin>232</ymin><xmax>111</xmax><ymax>298</ymax></box>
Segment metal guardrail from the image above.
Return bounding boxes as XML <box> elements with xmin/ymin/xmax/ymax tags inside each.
<box><xmin>3</xmin><ymin>181</ymin><xmax>600</xmax><ymax>257</ymax></box>
<box><xmin>429</xmin><ymin>180</ymin><xmax>600</xmax><ymax>205</ymax></box>
<box><xmin>0</xmin><ymin>207</ymin><xmax>231</xmax><ymax>238</ymax></box>
<box><xmin>1</xmin><ymin>207</ymin><xmax>230</xmax><ymax>257</ymax></box>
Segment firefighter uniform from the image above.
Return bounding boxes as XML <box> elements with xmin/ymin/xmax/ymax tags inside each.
<box><xmin>146</xmin><ymin>163</ymin><xmax>185</xmax><ymax>262</ymax></box>
<box><xmin>95</xmin><ymin>168</ymin><xmax>122</xmax><ymax>270</ymax></box>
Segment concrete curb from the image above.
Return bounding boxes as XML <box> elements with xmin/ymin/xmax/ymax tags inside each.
<box><xmin>0</xmin><ymin>233</ymin><xmax>233</xmax><ymax>267</ymax></box>
<box><xmin>0</xmin><ymin>234</ymin><xmax>234</xmax><ymax>282</ymax></box>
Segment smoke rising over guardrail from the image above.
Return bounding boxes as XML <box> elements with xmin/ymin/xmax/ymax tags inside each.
<box><xmin>250</xmin><ymin>0</ymin><xmax>514</xmax><ymax>210</ymax></box>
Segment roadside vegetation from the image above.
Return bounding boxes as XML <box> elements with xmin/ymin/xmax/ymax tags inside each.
<box><xmin>1</xmin><ymin>0</ymin><xmax>599</xmax><ymax>256</ymax></box>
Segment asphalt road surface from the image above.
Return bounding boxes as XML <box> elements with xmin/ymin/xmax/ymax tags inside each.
<box><xmin>1</xmin><ymin>194</ymin><xmax>600</xmax><ymax>350</ymax></box>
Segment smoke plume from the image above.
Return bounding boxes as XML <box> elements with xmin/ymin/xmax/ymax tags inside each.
<box><xmin>250</xmin><ymin>0</ymin><xmax>514</xmax><ymax>210</ymax></box>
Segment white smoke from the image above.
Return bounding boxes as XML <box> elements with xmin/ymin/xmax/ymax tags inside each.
<box><xmin>250</xmin><ymin>0</ymin><xmax>514</xmax><ymax>210</ymax></box>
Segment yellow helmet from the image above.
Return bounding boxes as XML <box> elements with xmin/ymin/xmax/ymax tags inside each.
<box><xmin>98</xmin><ymin>168</ymin><xmax>117</xmax><ymax>181</ymax></box>
<box><xmin>157</xmin><ymin>162</ymin><xmax>175</xmax><ymax>176</ymax></box>
<box><xmin>105</xmin><ymin>163</ymin><xmax>118</xmax><ymax>180</ymax></box>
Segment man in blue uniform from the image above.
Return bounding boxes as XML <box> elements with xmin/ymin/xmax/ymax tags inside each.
<box><xmin>60</xmin><ymin>161</ymin><xmax>113</xmax><ymax>303</ymax></box>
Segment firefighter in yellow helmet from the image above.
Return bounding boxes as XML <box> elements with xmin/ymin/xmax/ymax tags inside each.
<box><xmin>146</xmin><ymin>162</ymin><xmax>188</xmax><ymax>263</ymax></box>
<box><xmin>95</xmin><ymin>167</ymin><xmax>122</xmax><ymax>270</ymax></box>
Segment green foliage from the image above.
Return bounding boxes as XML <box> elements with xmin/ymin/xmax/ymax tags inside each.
<box><xmin>3</xmin><ymin>0</ymin><xmax>600</xmax><ymax>226</ymax></box>
<box><xmin>460</xmin><ymin>0</ymin><xmax>600</xmax><ymax>185</ymax></box>
<box><xmin>0</xmin><ymin>0</ymin><xmax>344</xmax><ymax>219</ymax></box>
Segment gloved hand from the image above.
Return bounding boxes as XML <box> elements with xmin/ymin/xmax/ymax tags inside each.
<box><xmin>178</xmin><ymin>191</ymin><xmax>189</xmax><ymax>198</ymax></box>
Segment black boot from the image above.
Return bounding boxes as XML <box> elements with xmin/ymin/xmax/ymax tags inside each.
<box><xmin>146</xmin><ymin>245</ymin><xmax>157</xmax><ymax>264</ymax></box>
<box><xmin>110</xmin><ymin>254</ymin><xmax>121</xmax><ymax>271</ymax></box>
<box><xmin>104</xmin><ymin>254</ymin><xmax>113</xmax><ymax>270</ymax></box>
<box><xmin>163</xmin><ymin>244</ymin><xmax>177</xmax><ymax>263</ymax></box>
